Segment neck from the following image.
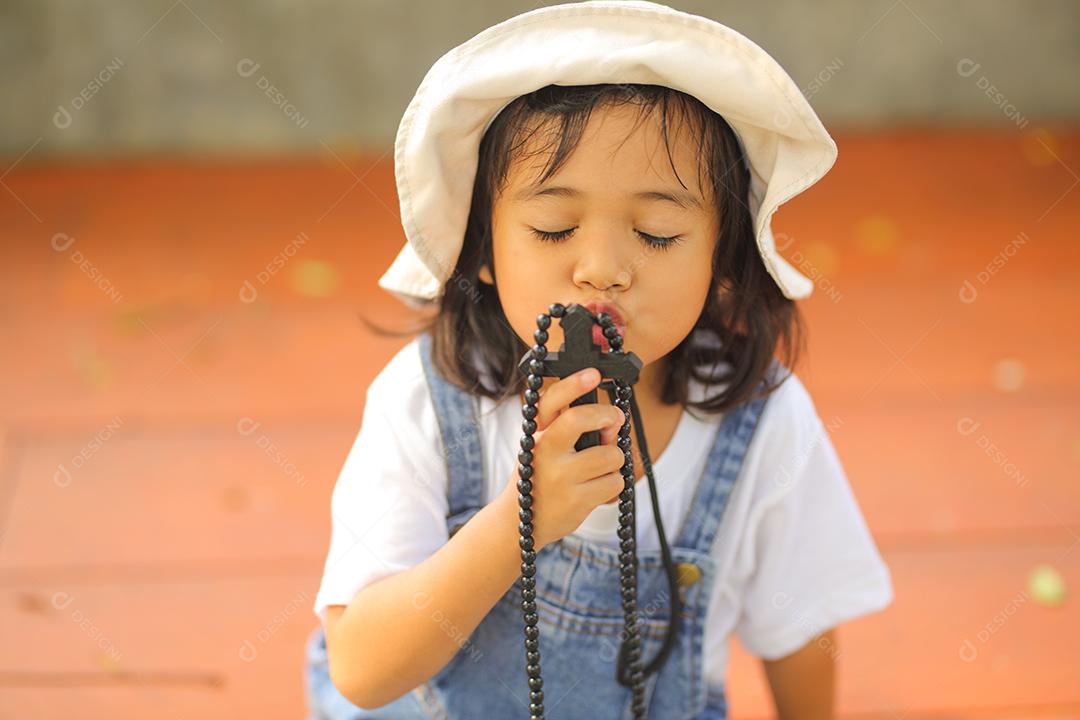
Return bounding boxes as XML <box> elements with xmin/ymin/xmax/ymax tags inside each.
<box><xmin>625</xmin><ymin>354</ymin><xmax>668</xmax><ymax>410</ymax></box>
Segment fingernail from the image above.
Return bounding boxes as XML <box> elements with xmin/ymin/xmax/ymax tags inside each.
<box><xmin>580</xmin><ymin>368</ymin><xmax>598</xmax><ymax>386</ymax></box>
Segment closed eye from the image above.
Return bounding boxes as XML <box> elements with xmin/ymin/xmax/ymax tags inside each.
<box><xmin>529</xmin><ymin>227</ymin><xmax>682</xmax><ymax>249</ymax></box>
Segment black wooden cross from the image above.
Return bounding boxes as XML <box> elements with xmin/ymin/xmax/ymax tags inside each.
<box><xmin>517</xmin><ymin>303</ymin><xmax>643</xmax><ymax>451</ymax></box>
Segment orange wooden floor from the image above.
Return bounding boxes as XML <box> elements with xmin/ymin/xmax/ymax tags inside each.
<box><xmin>1</xmin><ymin>126</ymin><xmax>1078</xmax><ymax>719</ymax></box>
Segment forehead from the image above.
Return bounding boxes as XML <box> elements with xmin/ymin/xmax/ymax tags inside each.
<box><xmin>504</xmin><ymin>102</ymin><xmax>709</xmax><ymax>199</ymax></box>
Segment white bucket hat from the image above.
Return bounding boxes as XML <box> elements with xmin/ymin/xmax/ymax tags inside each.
<box><xmin>378</xmin><ymin>0</ymin><xmax>837</xmax><ymax>307</ymax></box>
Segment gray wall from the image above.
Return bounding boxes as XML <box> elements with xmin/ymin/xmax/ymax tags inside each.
<box><xmin>2</xmin><ymin>0</ymin><xmax>1076</xmax><ymax>157</ymax></box>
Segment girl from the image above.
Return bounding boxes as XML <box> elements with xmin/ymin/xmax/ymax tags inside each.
<box><xmin>306</xmin><ymin>2</ymin><xmax>893</xmax><ymax>719</ymax></box>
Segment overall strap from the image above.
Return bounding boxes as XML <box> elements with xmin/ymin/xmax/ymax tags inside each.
<box><xmin>675</xmin><ymin>359</ymin><xmax>784</xmax><ymax>553</ymax></box>
<box><xmin>416</xmin><ymin>331</ymin><xmax>487</xmax><ymax>537</ymax></box>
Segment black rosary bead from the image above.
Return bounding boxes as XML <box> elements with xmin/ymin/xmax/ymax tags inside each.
<box><xmin>515</xmin><ymin>305</ymin><xmax>647</xmax><ymax>719</ymax></box>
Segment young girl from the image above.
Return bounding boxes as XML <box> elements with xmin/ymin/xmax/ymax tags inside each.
<box><xmin>306</xmin><ymin>2</ymin><xmax>893</xmax><ymax>718</ymax></box>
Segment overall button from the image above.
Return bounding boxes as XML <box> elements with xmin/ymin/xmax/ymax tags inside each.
<box><xmin>675</xmin><ymin>562</ymin><xmax>701</xmax><ymax>586</ymax></box>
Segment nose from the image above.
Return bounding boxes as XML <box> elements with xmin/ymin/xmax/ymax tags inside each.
<box><xmin>571</xmin><ymin>226</ymin><xmax>632</xmax><ymax>293</ymax></box>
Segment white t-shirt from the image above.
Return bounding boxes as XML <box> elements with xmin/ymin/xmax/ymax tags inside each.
<box><xmin>314</xmin><ymin>337</ymin><xmax>893</xmax><ymax>688</ymax></box>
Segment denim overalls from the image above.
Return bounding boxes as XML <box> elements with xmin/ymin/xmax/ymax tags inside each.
<box><xmin>305</xmin><ymin>331</ymin><xmax>773</xmax><ymax>719</ymax></box>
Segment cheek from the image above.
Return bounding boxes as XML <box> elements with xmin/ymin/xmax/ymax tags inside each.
<box><xmin>490</xmin><ymin>235</ymin><xmax>566</xmax><ymax>344</ymax></box>
<box><xmin>636</xmin><ymin>246</ymin><xmax>714</xmax><ymax>346</ymax></box>
<box><xmin>647</xmin><ymin>245</ymin><xmax>713</xmax><ymax>296</ymax></box>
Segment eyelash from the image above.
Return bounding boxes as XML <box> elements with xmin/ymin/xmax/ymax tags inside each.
<box><xmin>529</xmin><ymin>227</ymin><xmax>683</xmax><ymax>249</ymax></box>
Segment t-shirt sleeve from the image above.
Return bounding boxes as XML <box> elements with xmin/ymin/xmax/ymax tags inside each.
<box><xmin>312</xmin><ymin>342</ymin><xmax>450</xmax><ymax>626</ymax></box>
<box><xmin>732</xmin><ymin>376</ymin><xmax>894</xmax><ymax>661</ymax></box>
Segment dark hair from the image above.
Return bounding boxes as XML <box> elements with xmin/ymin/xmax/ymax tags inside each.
<box><xmin>363</xmin><ymin>83</ymin><xmax>803</xmax><ymax>417</ymax></box>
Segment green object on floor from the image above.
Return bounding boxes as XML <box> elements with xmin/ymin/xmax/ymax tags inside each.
<box><xmin>1027</xmin><ymin>564</ymin><xmax>1066</xmax><ymax>607</ymax></box>
<box><xmin>290</xmin><ymin>259</ymin><xmax>339</xmax><ymax>298</ymax></box>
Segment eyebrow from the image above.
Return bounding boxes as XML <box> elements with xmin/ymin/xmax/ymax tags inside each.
<box><xmin>512</xmin><ymin>184</ymin><xmax>704</xmax><ymax>211</ymax></box>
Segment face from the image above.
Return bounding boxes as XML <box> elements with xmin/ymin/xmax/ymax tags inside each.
<box><xmin>478</xmin><ymin>102</ymin><xmax>720</xmax><ymax>403</ymax></box>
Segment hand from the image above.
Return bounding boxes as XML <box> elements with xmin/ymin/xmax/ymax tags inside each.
<box><xmin>501</xmin><ymin>367</ymin><xmax>628</xmax><ymax>551</ymax></box>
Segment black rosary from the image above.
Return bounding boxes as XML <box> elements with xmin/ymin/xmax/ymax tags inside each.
<box><xmin>513</xmin><ymin>302</ymin><xmax>684</xmax><ymax>720</ymax></box>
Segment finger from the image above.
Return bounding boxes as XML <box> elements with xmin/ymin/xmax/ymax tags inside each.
<box><xmin>544</xmin><ymin>404</ymin><xmax>626</xmax><ymax>456</ymax></box>
<box><xmin>568</xmin><ymin>443</ymin><xmax>627</xmax><ymax>480</ymax></box>
<box><xmin>534</xmin><ymin>367</ymin><xmax>602</xmax><ymax>432</ymax></box>
<box><xmin>599</xmin><ymin>413</ymin><xmax>628</xmax><ymax>445</ymax></box>
<box><xmin>580</xmin><ymin>471</ymin><xmax>627</xmax><ymax>507</ymax></box>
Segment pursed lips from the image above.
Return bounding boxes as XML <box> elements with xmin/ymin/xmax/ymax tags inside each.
<box><xmin>584</xmin><ymin>301</ymin><xmax>626</xmax><ymax>326</ymax></box>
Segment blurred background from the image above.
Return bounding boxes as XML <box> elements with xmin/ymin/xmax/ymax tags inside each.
<box><xmin>1</xmin><ymin>0</ymin><xmax>1077</xmax><ymax>717</ymax></box>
